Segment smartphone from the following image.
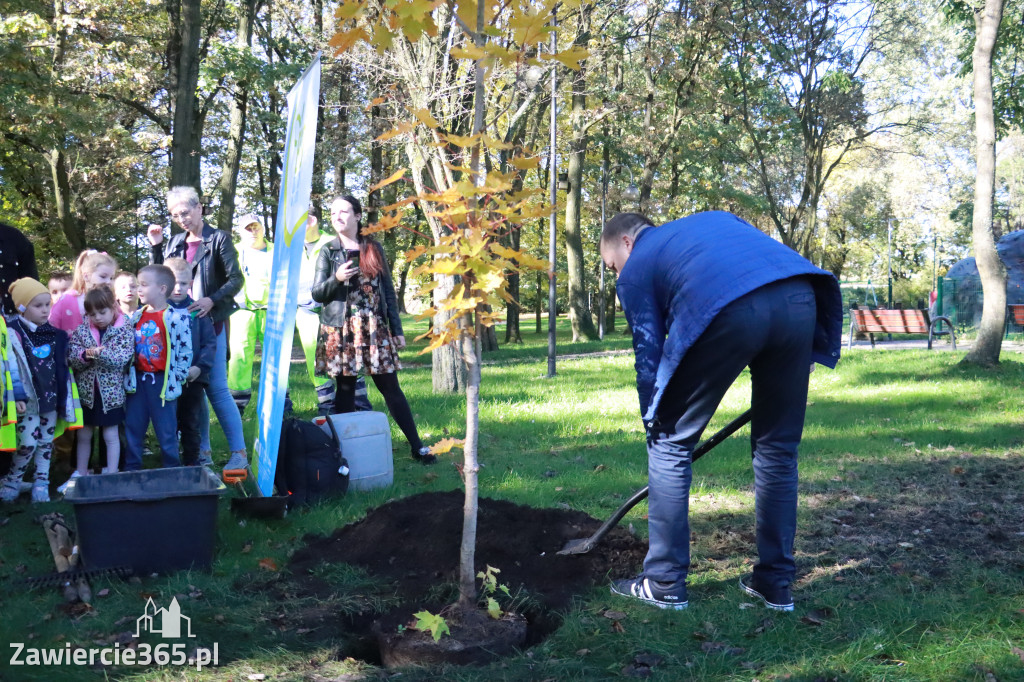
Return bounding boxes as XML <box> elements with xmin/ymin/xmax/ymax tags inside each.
<box><xmin>348</xmin><ymin>251</ymin><xmax>360</xmax><ymax>269</ymax></box>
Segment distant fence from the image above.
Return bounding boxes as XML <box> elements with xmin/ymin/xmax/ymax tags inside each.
<box><xmin>939</xmin><ymin>277</ymin><xmax>1024</xmax><ymax>335</ymax></box>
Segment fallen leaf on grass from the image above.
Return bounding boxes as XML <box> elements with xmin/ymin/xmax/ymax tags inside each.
<box><xmin>575</xmin><ymin>648</ymin><xmax>590</xmax><ymax>656</ymax></box>
<box><xmin>634</xmin><ymin>653</ymin><xmax>663</xmax><ymax>667</ymax></box>
<box><xmin>241</xmin><ymin>540</ymin><xmax>253</xmax><ymax>554</ymax></box>
<box><xmin>621</xmin><ymin>664</ymin><xmax>652</xmax><ymax>678</ymax></box>
<box><xmin>746</xmin><ymin>618</ymin><xmax>774</xmax><ymax>637</ymax></box>
<box><xmin>97</xmin><ymin>588</ymin><xmax>110</xmax><ymax>598</ymax></box>
<box><xmin>258</xmin><ymin>557</ymin><xmax>279</xmax><ymax>572</ymax></box>
<box><xmin>611</xmin><ymin>620</ymin><xmax>626</xmax><ymax>633</ymax></box>
<box><xmin>1012</xmin><ymin>646</ymin><xmax>1024</xmax><ymax>663</ymax></box>
<box><xmin>603</xmin><ymin>610</ymin><xmax>627</xmax><ymax>620</ymax></box>
<box><xmin>593</xmin><ymin>464</ymin><xmax>606</xmax><ymax>472</ymax></box>
<box><xmin>801</xmin><ymin>608</ymin><xmax>834</xmax><ymax>626</ymax></box>
<box><xmin>951</xmin><ymin>466</ymin><xmax>965</xmax><ymax>475</ymax></box>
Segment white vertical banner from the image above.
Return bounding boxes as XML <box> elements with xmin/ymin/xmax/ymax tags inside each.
<box><xmin>253</xmin><ymin>53</ymin><xmax>321</xmax><ymax>496</ymax></box>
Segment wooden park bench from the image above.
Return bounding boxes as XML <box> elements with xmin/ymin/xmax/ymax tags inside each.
<box><xmin>1007</xmin><ymin>304</ymin><xmax>1024</xmax><ymax>334</ymax></box>
<box><xmin>848</xmin><ymin>307</ymin><xmax>956</xmax><ymax>350</ymax></box>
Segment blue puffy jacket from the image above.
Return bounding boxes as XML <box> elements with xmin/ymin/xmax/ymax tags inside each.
<box><xmin>615</xmin><ymin>211</ymin><xmax>843</xmax><ymax>421</ymax></box>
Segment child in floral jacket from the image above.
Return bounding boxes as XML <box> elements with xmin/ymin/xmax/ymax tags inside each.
<box><xmin>66</xmin><ymin>285</ymin><xmax>134</xmax><ymax>481</ymax></box>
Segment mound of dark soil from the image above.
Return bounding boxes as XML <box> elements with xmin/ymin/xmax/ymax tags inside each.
<box><xmin>284</xmin><ymin>490</ymin><xmax>647</xmax><ymax>659</ymax></box>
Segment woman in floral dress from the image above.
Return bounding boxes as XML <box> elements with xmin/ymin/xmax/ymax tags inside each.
<box><xmin>312</xmin><ymin>195</ymin><xmax>435</xmax><ymax>464</ymax></box>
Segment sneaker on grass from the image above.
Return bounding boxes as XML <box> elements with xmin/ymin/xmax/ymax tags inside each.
<box><xmin>197</xmin><ymin>450</ymin><xmax>214</xmax><ymax>467</ymax></box>
<box><xmin>223</xmin><ymin>451</ymin><xmax>248</xmax><ymax>472</ymax></box>
<box><xmin>610</xmin><ymin>575</ymin><xmax>688</xmax><ymax>610</ymax></box>
<box><xmin>31</xmin><ymin>483</ymin><xmax>50</xmax><ymax>504</ymax></box>
<box><xmin>57</xmin><ymin>471</ymin><xmax>82</xmax><ymax>495</ymax></box>
<box><xmin>739</xmin><ymin>575</ymin><xmax>794</xmax><ymax>612</ymax></box>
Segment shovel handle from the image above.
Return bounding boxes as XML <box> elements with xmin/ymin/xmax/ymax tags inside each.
<box><xmin>566</xmin><ymin>409</ymin><xmax>752</xmax><ymax>554</ymax></box>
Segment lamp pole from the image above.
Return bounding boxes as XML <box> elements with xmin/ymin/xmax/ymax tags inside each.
<box><xmin>598</xmin><ymin>163</ymin><xmax>639</xmax><ymax>340</ymax></box>
<box><xmin>887</xmin><ymin>217</ymin><xmax>893</xmax><ymax>309</ymax></box>
<box><xmin>547</xmin><ymin>13</ymin><xmax>558</xmax><ymax>379</ymax></box>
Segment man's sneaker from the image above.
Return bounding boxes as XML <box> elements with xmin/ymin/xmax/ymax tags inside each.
<box><xmin>739</xmin><ymin>575</ymin><xmax>794</xmax><ymax>612</ymax></box>
<box><xmin>57</xmin><ymin>471</ymin><xmax>82</xmax><ymax>495</ymax></box>
<box><xmin>610</xmin><ymin>575</ymin><xmax>688</xmax><ymax>610</ymax></box>
<box><xmin>197</xmin><ymin>450</ymin><xmax>214</xmax><ymax>467</ymax></box>
<box><xmin>19</xmin><ymin>480</ymin><xmax>34</xmax><ymax>493</ymax></box>
<box><xmin>412</xmin><ymin>446</ymin><xmax>437</xmax><ymax>465</ymax></box>
<box><xmin>31</xmin><ymin>484</ymin><xmax>50</xmax><ymax>504</ymax></box>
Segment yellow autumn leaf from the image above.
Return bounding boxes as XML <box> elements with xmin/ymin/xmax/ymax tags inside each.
<box><xmin>514</xmin><ymin>251</ymin><xmax>549</xmax><ymax>271</ymax></box>
<box><xmin>551</xmin><ymin>46</ymin><xmax>589</xmax><ymax>70</ymax></box>
<box><xmin>443</xmin><ymin>133</ymin><xmax>480</xmax><ymax>148</ymax></box>
<box><xmin>368</xmin><ymin>168</ymin><xmax>407</xmax><ymax>194</ymax></box>
<box><xmin>508</xmin><ymin>155</ymin><xmax>541</xmax><ymax>170</ymax></box>
<box><xmin>428</xmin><ymin>437</ymin><xmax>465</xmax><ymax>454</ymax></box>
<box><xmin>450</xmin><ymin>45</ymin><xmax>488</xmax><ymax>62</ymax></box>
<box><xmin>412</xmin><ymin>107</ymin><xmax>440</xmax><ymax>129</ymax></box>
<box><xmin>376</xmin><ymin>121</ymin><xmax>416</xmax><ymax>142</ymax></box>
<box><xmin>406</xmin><ymin>244</ymin><xmax>429</xmax><ymax>260</ymax></box>
<box><xmin>329</xmin><ymin>27</ymin><xmax>369</xmax><ymax>54</ymax></box>
<box><xmin>335</xmin><ymin>0</ymin><xmax>367</xmax><ymax>22</ymax></box>
<box><xmin>433</xmin><ymin>259</ymin><xmax>463</xmax><ymax>275</ymax></box>
<box><xmin>481</xmin><ymin>134</ymin><xmax>513</xmax><ymax>150</ymax></box>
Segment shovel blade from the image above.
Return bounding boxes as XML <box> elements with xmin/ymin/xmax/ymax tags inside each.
<box><xmin>556</xmin><ymin>536</ymin><xmax>595</xmax><ymax>556</ymax></box>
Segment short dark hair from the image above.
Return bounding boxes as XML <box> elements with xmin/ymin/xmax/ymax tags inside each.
<box><xmin>138</xmin><ymin>264</ymin><xmax>175</xmax><ymax>296</ymax></box>
<box><xmin>83</xmin><ymin>284</ymin><xmax>117</xmax><ymax>314</ymax></box>
<box><xmin>601</xmin><ymin>212</ymin><xmax>654</xmax><ymax>246</ymax></box>
<box><xmin>48</xmin><ymin>271</ymin><xmax>72</xmax><ymax>283</ymax></box>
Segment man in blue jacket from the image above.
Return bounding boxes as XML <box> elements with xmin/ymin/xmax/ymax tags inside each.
<box><xmin>602</xmin><ymin>211</ymin><xmax>843</xmax><ymax>612</ymax></box>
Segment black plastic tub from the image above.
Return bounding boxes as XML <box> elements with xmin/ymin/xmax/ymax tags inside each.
<box><xmin>63</xmin><ymin>467</ymin><xmax>227</xmax><ymax>574</ymax></box>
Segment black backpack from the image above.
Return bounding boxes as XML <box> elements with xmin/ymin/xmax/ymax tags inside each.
<box><xmin>275</xmin><ymin>417</ymin><xmax>349</xmax><ymax>508</ymax></box>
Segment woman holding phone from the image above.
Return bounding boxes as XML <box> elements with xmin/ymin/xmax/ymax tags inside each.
<box><xmin>311</xmin><ymin>195</ymin><xmax>435</xmax><ymax>464</ymax></box>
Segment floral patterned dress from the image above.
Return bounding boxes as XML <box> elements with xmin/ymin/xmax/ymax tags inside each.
<box><xmin>315</xmin><ymin>260</ymin><xmax>401</xmax><ymax>378</ymax></box>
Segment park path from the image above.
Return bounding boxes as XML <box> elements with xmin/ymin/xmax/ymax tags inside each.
<box><xmin>288</xmin><ymin>337</ymin><xmax>1024</xmax><ymax>368</ymax></box>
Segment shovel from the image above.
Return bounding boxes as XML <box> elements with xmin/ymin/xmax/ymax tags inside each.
<box><xmin>225</xmin><ymin>468</ymin><xmax>290</xmax><ymax>520</ymax></box>
<box><xmin>557</xmin><ymin>408</ymin><xmax>753</xmax><ymax>555</ymax></box>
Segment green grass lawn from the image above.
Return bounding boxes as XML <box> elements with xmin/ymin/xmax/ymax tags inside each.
<box><xmin>1</xmin><ymin>322</ymin><xmax>1023</xmax><ymax>681</ymax></box>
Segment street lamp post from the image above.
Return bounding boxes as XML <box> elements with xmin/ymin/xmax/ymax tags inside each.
<box><xmin>887</xmin><ymin>217</ymin><xmax>893</xmax><ymax>309</ymax></box>
<box><xmin>598</xmin><ymin>163</ymin><xmax>640</xmax><ymax>340</ymax></box>
<box><xmin>547</xmin><ymin>13</ymin><xmax>558</xmax><ymax>379</ymax></box>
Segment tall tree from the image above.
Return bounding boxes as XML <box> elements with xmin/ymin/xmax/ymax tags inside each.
<box><xmin>217</xmin><ymin>0</ymin><xmax>261</xmax><ymax>232</ymax></box>
<box><xmin>562</xmin><ymin>2</ymin><xmax>599</xmax><ymax>341</ymax></box>
<box><xmin>964</xmin><ymin>0</ymin><xmax>1006</xmax><ymax>366</ymax></box>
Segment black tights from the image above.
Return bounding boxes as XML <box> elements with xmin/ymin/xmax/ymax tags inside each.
<box><xmin>333</xmin><ymin>373</ymin><xmax>423</xmax><ymax>454</ymax></box>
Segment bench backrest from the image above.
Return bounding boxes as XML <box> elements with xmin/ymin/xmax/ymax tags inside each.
<box><xmin>1010</xmin><ymin>304</ymin><xmax>1024</xmax><ymax>325</ymax></box>
<box><xmin>851</xmin><ymin>308</ymin><xmax>929</xmax><ymax>334</ymax></box>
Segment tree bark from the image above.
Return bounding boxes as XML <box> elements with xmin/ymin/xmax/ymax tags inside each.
<box><xmin>49</xmin><ymin>149</ymin><xmax>85</xmax><ymax>253</ymax></box>
<box><xmin>216</xmin><ymin>0</ymin><xmax>259</xmax><ymax>233</ymax></box>
<box><xmin>563</xmin><ymin>3</ymin><xmax>598</xmax><ymax>342</ymax></box>
<box><xmin>964</xmin><ymin>0</ymin><xmax>1006</xmax><ymax>366</ymax></box>
<box><xmin>169</xmin><ymin>0</ymin><xmax>203</xmax><ymax>189</ymax></box>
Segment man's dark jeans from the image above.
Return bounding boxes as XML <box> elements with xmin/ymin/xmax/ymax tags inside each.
<box><xmin>644</xmin><ymin>276</ymin><xmax>816</xmax><ymax>592</ymax></box>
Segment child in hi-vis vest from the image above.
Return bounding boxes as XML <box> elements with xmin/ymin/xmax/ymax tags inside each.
<box><xmin>1</xmin><ymin>278</ymin><xmax>82</xmax><ymax>503</ymax></box>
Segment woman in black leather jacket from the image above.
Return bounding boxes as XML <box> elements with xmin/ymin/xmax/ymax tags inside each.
<box><xmin>147</xmin><ymin>185</ymin><xmax>248</xmax><ymax>473</ymax></box>
<box><xmin>312</xmin><ymin>195</ymin><xmax>435</xmax><ymax>464</ymax></box>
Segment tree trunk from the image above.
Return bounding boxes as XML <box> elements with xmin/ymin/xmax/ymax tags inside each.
<box><xmin>169</xmin><ymin>0</ymin><xmax>203</xmax><ymax>189</ymax></box>
<box><xmin>49</xmin><ymin>149</ymin><xmax>85</xmax><ymax>253</ymax></box>
<box><xmin>964</xmin><ymin>0</ymin><xmax>1006</xmax><ymax>367</ymax></box>
<box><xmin>311</xmin><ymin>0</ymin><xmax>326</xmax><ymax>218</ymax></box>
<box><xmin>562</xmin><ymin>4</ymin><xmax>598</xmax><ymax>342</ymax></box>
<box><xmin>396</xmin><ymin>230</ymin><xmax>419</xmax><ymax>314</ymax></box>
<box><xmin>216</xmin><ymin>0</ymin><xmax>258</xmax><ymax>233</ymax></box>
